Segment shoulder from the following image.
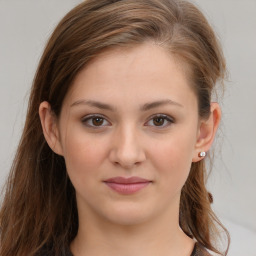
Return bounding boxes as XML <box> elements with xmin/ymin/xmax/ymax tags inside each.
<box><xmin>36</xmin><ymin>246</ymin><xmax>73</xmax><ymax>256</ymax></box>
<box><xmin>191</xmin><ymin>243</ymin><xmax>213</xmax><ymax>256</ymax></box>
<box><xmin>36</xmin><ymin>251</ymin><xmax>73</xmax><ymax>256</ymax></box>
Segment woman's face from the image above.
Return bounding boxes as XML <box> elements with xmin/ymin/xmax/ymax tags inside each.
<box><xmin>55</xmin><ymin>42</ymin><xmax>203</xmax><ymax>225</ymax></box>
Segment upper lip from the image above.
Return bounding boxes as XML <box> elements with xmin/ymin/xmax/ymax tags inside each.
<box><xmin>104</xmin><ymin>176</ymin><xmax>151</xmax><ymax>184</ymax></box>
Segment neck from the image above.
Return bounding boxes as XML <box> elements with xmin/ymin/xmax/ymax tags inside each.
<box><xmin>70</xmin><ymin>196</ymin><xmax>195</xmax><ymax>256</ymax></box>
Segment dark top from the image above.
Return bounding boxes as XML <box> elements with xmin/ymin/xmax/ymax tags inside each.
<box><xmin>63</xmin><ymin>242</ymin><xmax>212</xmax><ymax>256</ymax></box>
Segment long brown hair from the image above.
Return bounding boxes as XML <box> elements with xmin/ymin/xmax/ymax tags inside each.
<box><xmin>0</xmin><ymin>0</ymin><xmax>230</xmax><ymax>255</ymax></box>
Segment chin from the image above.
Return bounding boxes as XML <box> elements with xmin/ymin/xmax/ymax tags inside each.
<box><xmin>102</xmin><ymin>202</ymin><xmax>155</xmax><ymax>226</ymax></box>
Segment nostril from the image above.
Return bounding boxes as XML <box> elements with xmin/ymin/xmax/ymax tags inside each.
<box><xmin>108</xmin><ymin>134</ymin><xmax>146</xmax><ymax>168</ymax></box>
<box><xmin>113</xmin><ymin>160</ymin><xmax>141</xmax><ymax>169</ymax></box>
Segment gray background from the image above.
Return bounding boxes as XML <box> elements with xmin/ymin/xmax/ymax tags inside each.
<box><xmin>0</xmin><ymin>0</ymin><xmax>256</xmax><ymax>255</ymax></box>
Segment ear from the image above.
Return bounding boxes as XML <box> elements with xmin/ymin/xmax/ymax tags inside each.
<box><xmin>39</xmin><ymin>101</ymin><xmax>63</xmax><ymax>156</ymax></box>
<box><xmin>192</xmin><ymin>102</ymin><xmax>221</xmax><ymax>162</ymax></box>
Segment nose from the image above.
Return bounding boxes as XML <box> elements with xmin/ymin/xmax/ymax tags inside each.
<box><xmin>108</xmin><ymin>125</ymin><xmax>146</xmax><ymax>169</ymax></box>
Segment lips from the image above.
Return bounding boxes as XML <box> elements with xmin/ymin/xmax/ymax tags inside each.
<box><xmin>103</xmin><ymin>176</ymin><xmax>152</xmax><ymax>194</ymax></box>
<box><xmin>104</xmin><ymin>176</ymin><xmax>151</xmax><ymax>184</ymax></box>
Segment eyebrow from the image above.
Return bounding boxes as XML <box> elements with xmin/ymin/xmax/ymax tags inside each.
<box><xmin>70</xmin><ymin>99</ymin><xmax>183</xmax><ymax>111</ymax></box>
<box><xmin>141</xmin><ymin>99</ymin><xmax>183</xmax><ymax>111</ymax></box>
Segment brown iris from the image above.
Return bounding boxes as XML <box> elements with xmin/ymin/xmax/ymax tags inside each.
<box><xmin>153</xmin><ymin>117</ymin><xmax>165</xmax><ymax>126</ymax></box>
<box><xmin>92</xmin><ymin>117</ymin><xmax>104</xmax><ymax>126</ymax></box>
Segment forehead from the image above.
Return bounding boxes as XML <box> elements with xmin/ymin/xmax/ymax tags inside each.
<box><xmin>65</xmin><ymin>42</ymin><xmax>196</xmax><ymax>108</ymax></box>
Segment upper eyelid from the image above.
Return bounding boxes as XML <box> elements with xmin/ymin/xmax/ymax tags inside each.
<box><xmin>81</xmin><ymin>114</ymin><xmax>174</xmax><ymax>128</ymax></box>
<box><xmin>81</xmin><ymin>113</ymin><xmax>174</xmax><ymax>121</ymax></box>
<box><xmin>145</xmin><ymin>114</ymin><xmax>174</xmax><ymax>126</ymax></box>
<box><xmin>145</xmin><ymin>113</ymin><xmax>175</xmax><ymax>123</ymax></box>
<box><xmin>147</xmin><ymin>113</ymin><xmax>174</xmax><ymax>120</ymax></box>
<box><xmin>81</xmin><ymin>114</ymin><xmax>111</xmax><ymax>127</ymax></box>
<box><xmin>81</xmin><ymin>114</ymin><xmax>108</xmax><ymax>121</ymax></box>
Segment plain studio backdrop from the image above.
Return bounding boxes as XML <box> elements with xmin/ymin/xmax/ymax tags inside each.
<box><xmin>0</xmin><ymin>0</ymin><xmax>255</xmax><ymax>255</ymax></box>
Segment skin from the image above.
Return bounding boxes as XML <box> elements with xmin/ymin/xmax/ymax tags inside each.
<box><xmin>39</xmin><ymin>42</ymin><xmax>221</xmax><ymax>256</ymax></box>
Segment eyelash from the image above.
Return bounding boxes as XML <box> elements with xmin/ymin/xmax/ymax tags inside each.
<box><xmin>81</xmin><ymin>114</ymin><xmax>110</xmax><ymax>128</ymax></box>
<box><xmin>81</xmin><ymin>114</ymin><xmax>174</xmax><ymax>129</ymax></box>
<box><xmin>145</xmin><ymin>114</ymin><xmax>174</xmax><ymax>128</ymax></box>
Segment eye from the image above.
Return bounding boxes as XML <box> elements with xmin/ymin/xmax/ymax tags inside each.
<box><xmin>145</xmin><ymin>114</ymin><xmax>174</xmax><ymax>128</ymax></box>
<box><xmin>81</xmin><ymin>115</ymin><xmax>111</xmax><ymax>128</ymax></box>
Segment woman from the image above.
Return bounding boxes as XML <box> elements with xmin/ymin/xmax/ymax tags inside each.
<box><xmin>0</xmin><ymin>0</ymin><xmax>230</xmax><ymax>255</ymax></box>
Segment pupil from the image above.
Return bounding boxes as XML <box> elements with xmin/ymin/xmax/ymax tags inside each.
<box><xmin>93</xmin><ymin>117</ymin><xmax>103</xmax><ymax>126</ymax></box>
<box><xmin>153</xmin><ymin>117</ymin><xmax>164</xmax><ymax>126</ymax></box>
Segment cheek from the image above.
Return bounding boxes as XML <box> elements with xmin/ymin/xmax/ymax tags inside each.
<box><xmin>151</xmin><ymin>130</ymin><xmax>196</xmax><ymax>192</ymax></box>
<box><xmin>156</xmin><ymin>143</ymin><xmax>192</xmax><ymax>175</ymax></box>
<box><xmin>61</xmin><ymin>131</ymin><xmax>108</xmax><ymax>185</ymax></box>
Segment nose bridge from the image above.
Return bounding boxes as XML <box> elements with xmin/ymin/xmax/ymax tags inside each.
<box><xmin>109</xmin><ymin>123</ymin><xmax>145</xmax><ymax>168</ymax></box>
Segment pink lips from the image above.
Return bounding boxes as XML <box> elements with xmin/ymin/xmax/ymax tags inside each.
<box><xmin>104</xmin><ymin>176</ymin><xmax>152</xmax><ymax>195</ymax></box>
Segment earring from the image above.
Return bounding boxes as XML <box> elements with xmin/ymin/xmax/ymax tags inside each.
<box><xmin>198</xmin><ymin>151</ymin><xmax>206</xmax><ymax>157</ymax></box>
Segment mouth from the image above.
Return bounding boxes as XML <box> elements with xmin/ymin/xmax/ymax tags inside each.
<box><xmin>103</xmin><ymin>176</ymin><xmax>152</xmax><ymax>195</ymax></box>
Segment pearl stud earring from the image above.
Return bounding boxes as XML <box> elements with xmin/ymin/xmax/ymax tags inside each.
<box><xmin>198</xmin><ymin>151</ymin><xmax>206</xmax><ymax>157</ymax></box>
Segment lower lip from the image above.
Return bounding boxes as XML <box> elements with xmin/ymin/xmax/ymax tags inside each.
<box><xmin>104</xmin><ymin>182</ymin><xmax>151</xmax><ymax>194</ymax></box>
